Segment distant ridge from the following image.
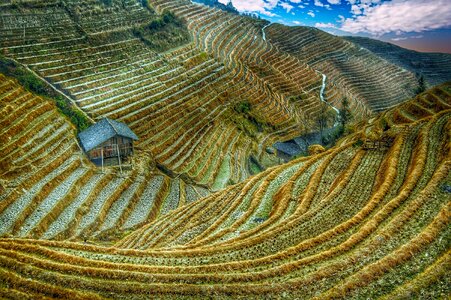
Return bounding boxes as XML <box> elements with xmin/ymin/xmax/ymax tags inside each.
<box><xmin>345</xmin><ymin>36</ymin><xmax>451</xmax><ymax>87</ymax></box>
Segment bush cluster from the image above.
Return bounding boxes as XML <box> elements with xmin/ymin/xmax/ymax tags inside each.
<box><xmin>100</xmin><ymin>0</ymin><xmax>112</xmax><ymax>6</ymax></box>
<box><xmin>234</xmin><ymin>101</ymin><xmax>251</xmax><ymax>114</ymax></box>
<box><xmin>132</xmin><ymin>10</ymin><xmax>190</xmax><ymax>52</ymax></box>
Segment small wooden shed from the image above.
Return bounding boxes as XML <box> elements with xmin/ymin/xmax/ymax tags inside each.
<box><xmin>78</xmin><ymin>118</ymin><xmax>138</xmax><ymax>170</ymax></box>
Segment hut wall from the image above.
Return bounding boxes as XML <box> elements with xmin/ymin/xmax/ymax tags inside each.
<box><xmin>87</xmin><ymin>135</ymin><xmax>134</xmax><ymax>160</ymax></box>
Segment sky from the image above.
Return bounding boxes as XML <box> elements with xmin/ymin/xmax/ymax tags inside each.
<box><xmin>217</xmin><ymin>0</ymin><xmax>451</xmax><ymax>53</ymax></box>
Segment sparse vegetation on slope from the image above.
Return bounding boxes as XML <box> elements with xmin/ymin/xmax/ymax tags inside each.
<box><xmin>132</xmin><ymin>10</ymin><xmax>191</xmax><ymax>52</ymax></box>
<box><xmin>345</xmin><ymin>36</ymin><xmax>451</xmax><ymax>87</ymax></box>
<box><xmin>264</xmin><ymin>24</ymin><xmax>419</xmax><ymax>112</ymax></box>
<box><xmin>192</xmin><ymin>0</ymin><xmax>239</xmax><ymax>14</ymax></box>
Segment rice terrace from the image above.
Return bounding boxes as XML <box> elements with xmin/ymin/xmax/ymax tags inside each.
<box><xmin>0</xmin><ymin>0</ymin><xmax>450</xmax><ymax>298</ymax></box>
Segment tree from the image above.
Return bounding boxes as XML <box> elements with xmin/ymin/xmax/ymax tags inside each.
<box><xmin>415</xmin><ymin>74</ymin><xmax>426</xmax><ymax>95</ymax></box>
<box><xmin>339</xmin><ymin>97</ymin><xmax>352</xmax><ymax>128</ymax></box>
<box><xmin>316</xmin><ymin>102</ymin><xmax>329</xmax><ymax>143</ymax></box>
<box><xmin>226</xmin><ymin>1</ymin><xmax>239</xmax><ymax>14</ymax></box>
<box><xmin>234</xmin><ymin>101</ymin><xmax>251</xmax><ymax>114</ymax></box>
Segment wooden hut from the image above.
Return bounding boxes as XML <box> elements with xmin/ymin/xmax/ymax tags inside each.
<box><xmin>363</xmin><ymin>136</ymin><xmax>393</xmax><ymax>151</ymax></box>
<box><xmin>78</xmin><ymin>118</ymin><xmax>138</xmax><ymax>170</ymax></box>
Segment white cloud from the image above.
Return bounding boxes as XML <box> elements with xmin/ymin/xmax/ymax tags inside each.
<box><xmin>315</xmin><ymin>22</ymin><xmax>337</xmax><ymax>28</ymax></box>
<box><xmin>293</xmin><ymin>20</ymin><xmax>302</xmax><ymax>25</ymax></box>
<box><xmin>307</xmin><ymin>10</ymin><xmax>316</xmax><ymax>17</ymax></box>
<box><xmin>313</xmin><ymin>0</ymin><xmax>333</xmax><ymax>9</ymax></box>
<box><xmin>392</xmin><ymin>34</ymin><xmax>424</xmax><ymax>41</ymax></box>
<box><xmin>345</xmin><ymin>0</ymin><xmax>381</xmax><ymax>15</ymax></box>
<box><xmin>391</xmin><ymin>37</ymin><xmax>408</xmax><ymax>41</ymax></box>
<box><xmin>327</xmin><ymin>0</ymin><xmax>341</xmax><ymax>4</ymax></box>
<box><xmin>350</xmin><ymin>4</ymin><xmax>362</xmax><ymax>15</ymax></box>
<box><xmin>280</xmin><ymin>2</ymin><xmax>294</xmax><ymax>12</ymax></box>
<box><xmin>341</xmin><ymin>0</ymin><xmax>451</xmax><ymax>35</ymax></box>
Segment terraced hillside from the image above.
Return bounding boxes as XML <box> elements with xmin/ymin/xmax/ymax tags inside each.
<box><xmin>0</xmin><ymin>82</ymin><xmax>449</xmax><ymax>298</ymax></box>
<box><xmin>261</xmin><ymin>24</ymin><xmax>423</xmax><ymax>113</ymax></box>
<box><xmin>2</xmin><ymin>0</ymin><xmax>443</xmax><ymax>191</ymax></box>
<box><xmin>0</xmin><ymin>74</ymin><xmax>209</xmax><ymax>242</ymax></box>
<box><xmin>0</xmin><ymin>0</ymin><xmax>281</xmax><ymax>190</ymax></box>
<box><xmin>345</xmin><ymin>36</ymin><xmax>451</xmax><ymax>87</ymax></box>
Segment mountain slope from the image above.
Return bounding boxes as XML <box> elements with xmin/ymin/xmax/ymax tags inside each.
<box><xmin>0</xmin><ymin>73</ymin><xmax>209</xmax><ymax>241</ymax></box>
<box><xmin>345</xmin><ymin>36</ymin><xmax>451</xmax><ymax>87</ymax></box>
<box><xmin>0</xmin><ymin>0</ymin><xmax>282</xmax><ymax>189</ymax></box>
<box><xmin>0</xmin><ymin>83</ymin><xmax>449</xmax><ymax>298</ymax></box>
<box><xmin>0</xmin><ymin>0</ymin><xmax>438</xmax><ymax>192</ymax></box>
<box><xmin>263</xmin><ymin>24</ymin><xmax>418</xmax><ymax>112</ymax></box>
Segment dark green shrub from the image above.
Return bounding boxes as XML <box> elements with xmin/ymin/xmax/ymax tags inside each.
<box><xmin>415</xmin><ymin>73</ymin><xmax>426</xmax><ymax>95</ymax></box>
<box><xmin>339</xmin><ymin>97</ymin><xmax>351</xmax><ymax>127</ymax></box>
<box><xmin>354</xmin><ymin>139</ymin><xmax>364</xmax><ymax>147</ymax></box>
<box><xmin>131</xmin><ymin>10</ymin><xmax>190</xmax><ymax>52</ymax></box>
<box><xmin>148</xmin><ymin>19</ymin><xmax>163</xmax><ymax>30</ymax></box>
<box><xmin>162</xmin><ymin>11</ymin><xmax>175</xmax><ymax>24</ymax></box>
<box><xmin>234</xmin><ymin>101</ymin><xmax>251</xmax><ymax>114</ymax></box>
<box><xmin>54</xmin><ymin>95</ymin><xmax>92</xmax><ymax>132</ymax></box>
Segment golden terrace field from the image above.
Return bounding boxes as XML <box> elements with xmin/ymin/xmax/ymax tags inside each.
<box><xmin>1</xmin><ymin>0</ymin><xmax>451</xmax><ymax>298</ymax></box>
<box><xmin>0</xmin><ymin>77</ymin><xmax>450</xmax><ymax>298</ymax></box>
<box><xmin>0</xmin><ymin>74</ymin><xmax>210</xmax><ymax>241</ymax></box>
